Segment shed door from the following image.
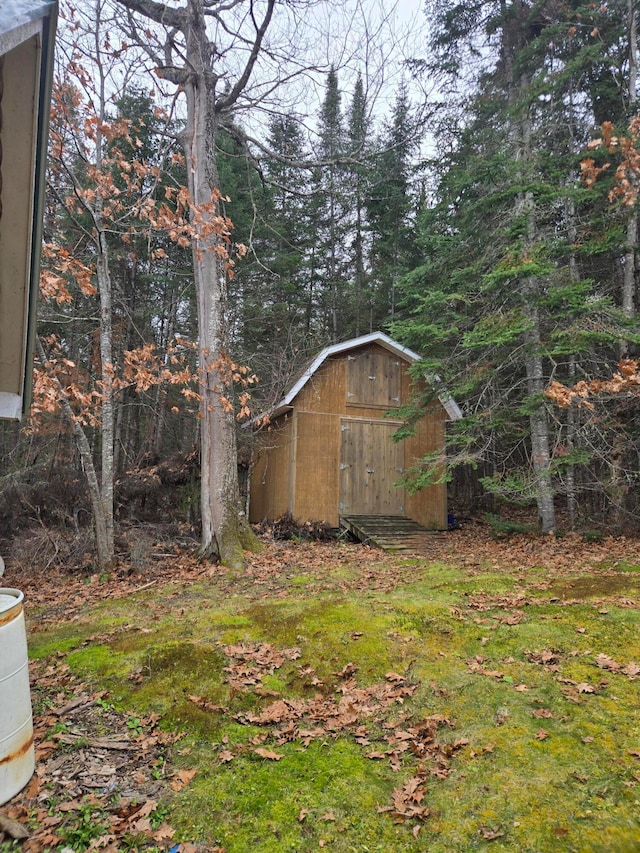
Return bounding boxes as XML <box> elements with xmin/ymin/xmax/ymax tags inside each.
<box><xmin>340</xmin><ymin>420</ymin><xmax>405</xmax><ymax>515</ymax></box>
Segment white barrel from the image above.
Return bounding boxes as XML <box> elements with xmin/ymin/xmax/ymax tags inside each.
<box><xmin>0</xmin><ymin>588</ymin><xmax>34</xmax><ymax>805</ymax></box>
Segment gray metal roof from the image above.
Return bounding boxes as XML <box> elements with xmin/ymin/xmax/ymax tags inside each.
<box><xmin>0</xmin><ymin>0</ymin><xmax>56</xmax><ymax>35</ymax></box>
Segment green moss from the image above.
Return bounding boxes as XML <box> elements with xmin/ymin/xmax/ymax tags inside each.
<box><xmin>26</xmin><ymin>551</ymin><xmax>640</xmax><ymax>853</ymax></box>
<box><xmin>171</xmin><ymin>738</ymin><xmax>422</xmax><ymax>853</ymax></box>
<box><xmin>66</xmin><ymin>643</ymin><xmax>131</xmax><ymax>679</ymax></box>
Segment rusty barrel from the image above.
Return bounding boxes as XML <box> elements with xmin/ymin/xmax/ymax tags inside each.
<box><xmin>0</xmin><ymin>588</ymin><xmax>34</xmax><ymax>805</ymax></box>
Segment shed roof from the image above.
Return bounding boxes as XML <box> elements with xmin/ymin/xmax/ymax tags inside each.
<box><xmin>266</xmin><ymin>331</ymin><xmax>462</xmax><ymax>421</ymax></box>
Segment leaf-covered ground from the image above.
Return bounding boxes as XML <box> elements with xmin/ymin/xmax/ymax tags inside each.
<box><xmin>2</xmin><ymin>521</ymin><xmax>640</xmax><ymax>852</ymax></box>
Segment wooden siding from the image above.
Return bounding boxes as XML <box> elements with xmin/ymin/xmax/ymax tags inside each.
<box><xmin>249</xmin><ymin>341</ymin><xmax>450</xmax><ymax>529</ymax></box>
<box><xmin>346</xmin><ymin>348</ymin><xmax>402</xmax><ymax>409</ymax></box>
<box><xmin>340</xmin><ymin>419</ymin><xmax>405</xmax><ymax>516</ymax></box>
<box><xmin>292</xmin><ymin>411</ymin><xmax>340</xmax><ymax>525</ymax></box>
<box><xmin>405</xmin><ymin>404</ymin><xmax>447</xmax><ymax>529</ymax></box>
<box><xmin>0</xmin><ymin>37</ymin><xmax>39</xmax><ymax>403</ymax></box>
<box><xmin>295</xmin><ymin>357</ymin><xmax>346</xmax><ymax>414</ymax></box>
<box><xmin>249</xmin><ymin>416</ymin><xmax>293</xmax><ymax>522</ymax></box>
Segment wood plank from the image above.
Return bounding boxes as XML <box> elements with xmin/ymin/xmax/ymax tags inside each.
<box><xmin>340</xmin><ymin>421</ymin><xmax>404</xmax><ymax>516</ymax></box>
<box><xmin>339</xmin><ymin>514</ymin><xmax>446</xmax><ymax>553</ymax></box>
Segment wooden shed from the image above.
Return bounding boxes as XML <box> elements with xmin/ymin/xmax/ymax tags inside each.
<box><xmin>0</xmin><ymin>0</ymin><xmax>57</xmax><ymax>420</ymax></box>
<box><xmin>249</xmin><ymin>332</ymin><xmax>462</xmax><ymax>530</ymax></box>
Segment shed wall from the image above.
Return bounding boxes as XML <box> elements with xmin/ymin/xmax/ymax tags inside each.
<box><xmin>249</xmin><ymin>417</ymin><xmax>293</xmax><ymax>522</ymax></box>
<box><xmin>0</xmin><ymin>36</ymin><xmax>38</xmax><ymax>406</ymax></box>
<box><xmin>292</xmin><ymin>411</ymin><xmax>340</xmax><ymax>524</ymax></box>
<box><xmin>404</xmin><ymin>405</ymin><xmax>447</xmax><ymax>529</ymax></box>
<box><xmin>250</xmin><ymin>342</ymin><xmax>450</xmax><ymax>528</ymax></box>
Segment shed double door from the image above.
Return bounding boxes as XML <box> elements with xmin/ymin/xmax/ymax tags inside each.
<box><xmin>340</xmin><ymin>419</ymin><xmax>405</xmax><ymax>515</ymax></box>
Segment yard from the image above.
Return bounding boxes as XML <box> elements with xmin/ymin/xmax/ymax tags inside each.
<box><xmin>3</xmin><ymin>522</ymin><xmax>640</xmax><ymax>852</ymax></box>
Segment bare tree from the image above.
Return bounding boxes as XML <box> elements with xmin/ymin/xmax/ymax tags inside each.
<box><xmin>111</xmin><ymin>0</ymin><xmax>282</xmax><ymax>566</ymax></box>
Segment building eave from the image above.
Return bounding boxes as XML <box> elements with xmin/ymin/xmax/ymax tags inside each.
<box><xmin>250</xmin><ymin>332</ymin><xmax>462</xmax><ymax>428</ymax></box>
<box><xmin>0</xmin><ymin>0</ymin><xmax>57</xmax><ymax>420</ymax></box>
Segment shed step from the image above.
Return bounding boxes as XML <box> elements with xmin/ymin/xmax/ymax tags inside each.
<box><xmin>339</xmin><ymin>514</ymin><xmax>446</xmax><ymax>553</ymax></box>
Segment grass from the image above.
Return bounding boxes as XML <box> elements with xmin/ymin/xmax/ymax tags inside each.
<box><xmin>26</xmin><ymin>543</ymin><xmax>640</xmax><ymax>852</ymax></box>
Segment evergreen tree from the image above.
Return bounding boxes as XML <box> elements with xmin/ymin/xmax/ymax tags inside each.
<box><xmin>393</xmin><ymin>0</ymin><xmax>640</xmax><ymax>529</ymax></box>
<box><xmin>314</xmin><ymin>65</ymin><xmax>348</xmax><ymax>342</ymax></box>
<box><xmin>367</xmin><ymin>83</ymin><xmax>421</xmax><ymax>330</ymax></box>
<box><xmin>345</xmin><ymin>72</ymin><xmax>372</xmax><ymax>336</ymax></box>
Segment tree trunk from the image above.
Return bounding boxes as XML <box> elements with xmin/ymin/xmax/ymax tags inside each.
<box><xmin>92</xmin><ymin>5</ymin><xmax>115</xmax><ymax>565</ymax></box>
<box><xmin>181</xmin><ymin>4</ymin><xmax>259</xmax><ymax>566</ymax></box>
<box><xmin>523</xmin><ymin>306</ymin><xmax>556</xmax><ymax>533</ymax></box>
<box><xmin>95</xmin><ymin>226</ymin><xmax>115</xmax><ymax>562</ymax></box>
<box><xmin>622</xmin><ymin>0</ymin><xmax>638</xmax><ymax>354</ymax></box>
<box><xmin>565</xmin><ymin>197</ymin><xmax>580</xmax><ymax>527</ymax></box>
<box><xmin>36</xmin><ymin>338</ymin><xmax>113</xmax><ymax>569</ymax></box>
<box><xmin>512</xmin><ymin>42</ymin><xmax>555</xmax><ymax>532</ymax></box>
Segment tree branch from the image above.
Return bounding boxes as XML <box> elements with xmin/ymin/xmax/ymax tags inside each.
<box><xmin>114</xmin><ymin>0</ymin><xmax>185</xmax><ymax>30</ymax></box>
<box><xmin>215</xmin><ymin>0</ymin><xmax>276</xmax><ymax>113</ymax></box>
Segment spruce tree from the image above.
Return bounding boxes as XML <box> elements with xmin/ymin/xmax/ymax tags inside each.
<box><xmin>393</xmin><ymin>0</ymin><xmax>640</xmax><ymax>529</ymax></box>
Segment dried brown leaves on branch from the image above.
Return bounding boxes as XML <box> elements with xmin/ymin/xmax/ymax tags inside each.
<box><xmin>546</xmin><ymin>359</ymin><xmax>640</xmax><ymax>410</ymax></box>
<box><xmin>581</xmin><ymin>117</ymin><xmax>640</xmax><ymax>205</ymax></box>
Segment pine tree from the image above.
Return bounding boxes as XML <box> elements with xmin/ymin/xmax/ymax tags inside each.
<box><xmin>393</xmin><ymin>0</ymin><xmax>640</xmax><ymax>529</ymax></box>
<box><xmin>345</xmin><ymin>72</ymin><xmax>372</xmax><ymax>336</ymax></box>
<box><xmin>367</xmin><ymin>83</ymin><xmax>420</xmax><ymax>331</ymax></box>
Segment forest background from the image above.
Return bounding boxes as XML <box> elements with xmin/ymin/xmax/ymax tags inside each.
<box><xmin>1</xmin><ymin>0</ymin><xmax>640</xmax><ymax>570</ymax></box>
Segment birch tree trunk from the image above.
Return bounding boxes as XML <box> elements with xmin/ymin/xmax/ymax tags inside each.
<box><xmin>92</xmin><ymin>4</ymin><xmax>115</xmax><ymax>565</ymax></box>
<box><xmin>36</xmin><ymin>339</ymin><xmax>113</xmax><ymax>567</ymax></box>
<box><xmin>115</xmin><ymin>0</ymin><xmax>270</xmax><ymax>565</ymax></box>
<box><xmin>622</xmin><ymin>0</ymin><xmax>638</xmax><ymax>353</ymax></box>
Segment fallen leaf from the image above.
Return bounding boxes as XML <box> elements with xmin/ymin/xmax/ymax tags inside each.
<box><xmin>0</xmin><ymin>814</ymin><xmax>30</xmax><ymax>840</ymax></box>
<box><xmin>595</xmin><ymin>654</ymin><xmax>620</xmax><ymax>672</ymax></box>
<box><xmin>170</xmin><ymin>768</ymin><xmax>197</xmax><ymax>791</ymax></box>
<box><xmin>153</xmin><ymin>822</ymin><xmax>176</xmax><ymax>841</ymax></box>
<box><xmin>253</xmin><ymin>747</ymin><xmax>283</xmax><ymax>760</ymax></box>
<box><xmin>535</xmin><ymin>728</ymin><xmax>549</xmax><ymax>740</ymax></box>
<box><xmin>481</xmin><ymin>824</ymin><xmax>505</xmax><ymax>840</ymax></box>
